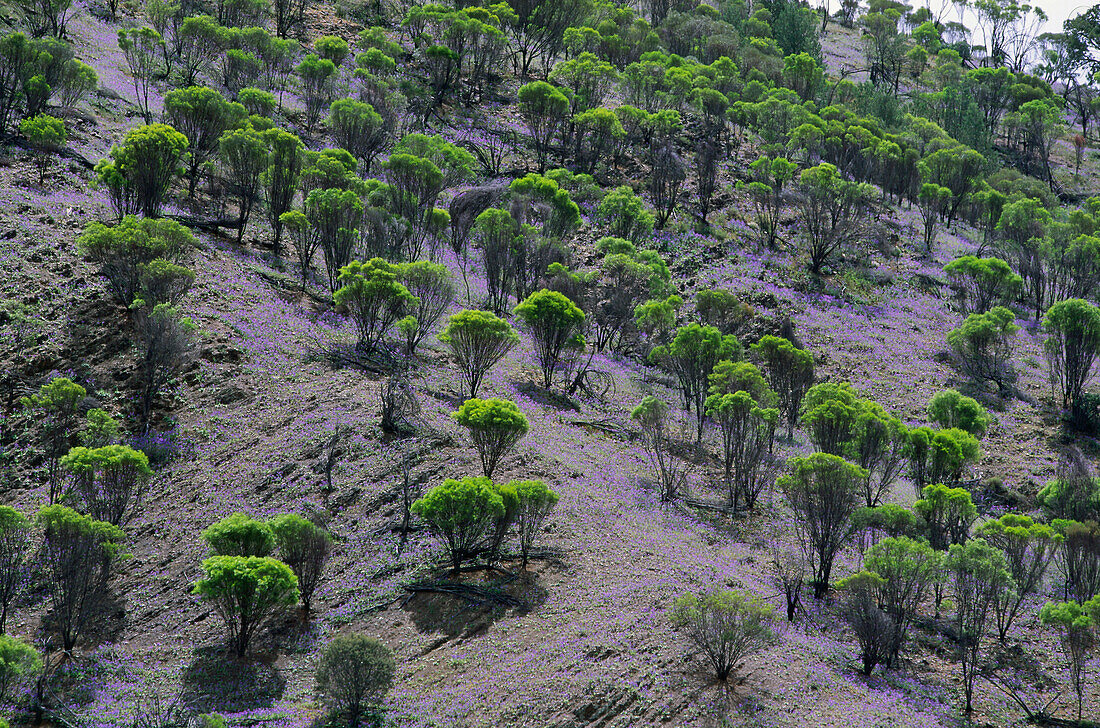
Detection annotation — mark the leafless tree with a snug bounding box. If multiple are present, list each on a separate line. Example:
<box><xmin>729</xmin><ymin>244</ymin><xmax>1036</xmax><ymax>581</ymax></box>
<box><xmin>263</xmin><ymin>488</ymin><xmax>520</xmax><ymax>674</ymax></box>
<box><xmin>650</xmin><ymin>142</ymin><xmax>685</xmax><ymax>229</ymax></box>
<box><xmin>770</xmin><ymin>548</ymin><xmax>805</xmax><ymax>622</ymax></box>
<box><xmin>379</xmin><ymin>369</ymin><xmax>420</xmax><ymax>434</ymax></box>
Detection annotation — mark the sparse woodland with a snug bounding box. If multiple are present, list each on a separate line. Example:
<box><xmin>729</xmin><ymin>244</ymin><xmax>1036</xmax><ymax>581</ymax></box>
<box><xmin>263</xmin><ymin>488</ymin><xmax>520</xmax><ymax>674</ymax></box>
<box><xmin>2</xmin><ymin>0</ymin><xmax>1100</xmax><ymax>725</ymax></box>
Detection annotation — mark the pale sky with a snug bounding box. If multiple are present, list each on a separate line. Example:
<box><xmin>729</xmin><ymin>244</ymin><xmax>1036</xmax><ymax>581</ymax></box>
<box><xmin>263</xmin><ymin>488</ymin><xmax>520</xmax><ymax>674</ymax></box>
<box><xmin>1033</xmin><ymin>0</ymin><xmax>1092</xmax><ymax>33</ymax></box>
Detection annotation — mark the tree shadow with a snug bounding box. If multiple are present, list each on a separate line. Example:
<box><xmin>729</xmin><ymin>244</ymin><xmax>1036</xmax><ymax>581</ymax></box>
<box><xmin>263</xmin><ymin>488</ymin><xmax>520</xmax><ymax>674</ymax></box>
<box><xmin>79</xmin><ymin>587</ymin><xmax>127</xmax><ymax>649</ymax></box>
<box><xmin>179</xmin><ymin>645</ymin><xmax>286</xmax><ymax>714</ymax></box>
<box><xmin>514</xmin><ymin>381</ymin><xmax>581</xmax><ymax>412</ymax></box>
<box><xmin>37</xmin><ymin>585</ymin><xmax>126</xmax><ymax>652</ymax></box>
<box><xmin>402</xmin><ymin>567</ymin><xmax>549</xmax><ymax>642</ymax></box>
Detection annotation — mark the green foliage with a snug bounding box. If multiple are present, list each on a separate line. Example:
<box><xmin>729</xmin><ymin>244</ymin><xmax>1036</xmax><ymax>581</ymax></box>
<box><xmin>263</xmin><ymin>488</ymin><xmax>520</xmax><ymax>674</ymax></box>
<box><xmin>916</xmin><ymin>183</ymin><xmax>951</xmax><ymax>256</ymax></box>
<box><xmin>314</xmin><ymin>35</ymin><xmax>349</xmax><ymax>66</ymax></box>
<box><xmin>80</xmin><ymin>409</ymin><xmax>119</xmax><ymax>448</ymax></box>
<box><xmin>946</xmin><ymin>306</ymin><xmax>1018</xmax><ymax>395</ymax></box>
<box><xmin>382</xmin><ymin>150</ymin><xmax>448</xmax><ymax>259</ymax></box>
<box><xmin>632</xmin><ymin>395</ymin><xmax>686</xmax><ymax>502</ymax></box>
<box><xmin>670</xmin><ymin>589</ymin><xmax>776</xmax><ymax>681</ymax></box>
<box><xmin>654</xmin><ymin>324</ymin><xmax>741</xmax><ymax>443</ymax></box>
<box><xmin>835</xmin><ymin>569</ymin><xmax>895</xmax><ymax>674</ymax></box>
<box><xmin>412</xmin><ymin>476</ymin><xmax>506</xmax><ymax>571</ymax></box>
<box><xmin>95</xmin><ymin>123</ymin><xmax>189</xmax><ymax>218</ymax></box>
<box><xmin>782</xmin><ymin>52</ymin><xmax>823</xmax><ymax>101</ymax></box>
<box><xmin>306</xmin><ymin>187</ymin><xmax>366</xmax><ymax>293</ymax></box>
<box><xmin>1039</xmin><ymin>469</ymin><xmax>1100</xmax><ymax>523</ymax></box>
<box><xmin>192</xmin><ymin>555</ymin><xmax>299</xmax><ymax>656</ymax></box>
<box><xmin>773</xmin><ymin>1</ymin><xmax>821</xmax><ymax>61</ymax></box>
<box><xmin>298</xmin><ymin>53</ymin><xmax>339</xmax><ymax>132</ymax></box>
<box><xmin>919</xmin><ymin>145</ymin><xmax>985</xmax><ymax>224</ymax></box>
<box><xmin>705</xmin><ymin>389</ymin><xmax>779</xmax><ymax>510</ymax></box>
<box><xmin>1044</xmin><ymin>298</ymin><xmax>1100</xmax><ymax>411</ymax></box>
<box><xmin>317</xmin><ymin>633</ymin><xmax>395</xmax><ymax>727</ymax></box>
<box><xmin>329</xmin><ymin>99</ymin><xmax>384</xmax><ymax>173</ymax></box>
<box><xmin>37</xmin><ymin>505</ymin><xmax>126</xmax><ymax>650</ymax></box>
<box><xmin>439</xmin><ymin>309</ymin><xmax>519</xmax><ymax>398</ymax></box>
<box><xmin>452</xmin><ymin>398</ymin><xmax>529</xmax><ymax>479</ymax></box>
<box><xmin>511</xmin><ymin>479</ymin><xmax>558</xmax><ymax>568</ymax></box>
<box><xmin>914</xmin><ymin>483</ymin><xmax>976</xmax><ymax>551</ymax></box>
<box><xmin>507</xmin><ymin>173</ymin><xmax>582</xmax><ymax>239</ymax></box>
<box><xmin>237</xmin><ymin>88</ymin><xmax>275</xmax><ymax>117</ymax></box>
<box><xmin>19</xmin><ymin>113</ymin><xmax>65</xmax><ymax>182</ymax></box>
<box><xmin>263</xmin><ymin>128</ymin><xmax>304</xmax><ymax>258</ymax></box>
<box><xmin>398</xmin><ymin>261</ymin><xmax>454</xmax><ymax>355</ymax></box>
<box><xmin>219</xmin><ymin>124</ymin><xmax>268</xmax><ymax>243</ymax></box>
<box><xmin>61</xmin><ymin>444</ymin><xmax>151</xmax><ymax>526</ymax></box>
<box><xmin>696</xmin><ymin>289</ymin><xmax>752</xmax><ymax>337</ymax></box>
<box><xmin>746</xmin><ymin>155</ymin><xmax>798</xmax><ymax>248</ymax></box>
<box><xmin>164</xmin><ymin>86</ymin><xmax>247</xmax><ymax>197</ymax></box>
<box><xmin>852</xmin><ymin>504</ymin><xmax>924</xmax><ymax>540</ymax></box>
<box><xmin>799</xmin><ymin>381</ymin><xmax>860</xmax><ymax>456</ymax></box>
<box><xmin>572</xmin><ymin>107</ymin><xmax>625</xmax><ymax>174</ymax></box>
<box><xmin>513</xmin><ymin>289</ymin><xmax>586</xmax><ymax>390</ymax></box>
<box><xmin>778</xmin><ymin>452</ymin><xmax>866</xmax><ymax>598</ymax></box>
<box><xmin>943</xmin><ymin>256</ymin><xmax>1021</xmax><ymax>314</ymax></box>
<box><xmin>1039</xmin><ymin>599</ymin><xmax>1095</xmax><ymax>720</ymax></box>
<box><xmin>596</xmin><ymin>185</ymin><xmax>654</xmax><ymax>244</ymax></box>
<box><xmin>551</xmin><ymin>52</ymin><xmax>618</xmax><ymax>116</ymax></box>
<box><xmin>333</xmin><ymin>258</ymin><xmax>416</xmax><ymax>352</ymax></box>
<box><xmin>20</xmin><ymin>377</ymin><xmax>85</xmax><ymax>503</ymax></box>
<box><xmin>117</xmin><ymin>27</ymin><xmax>163</xmax><ymax>123</ymax></box>
<box><xmin>202</xmin><ymin>513</ymin><xmax>276</xmax><ymax>557</ymax></box>
<box><xmin>797</xmin><ymin>162</ymin><xmax>873</xmax><ymax>274</ymax></box>
<box><xmin>0</xmin><ymin>634</ymin><xmax>41</xmax><ymax>705</ymax></box>
<box><xmin>269</xmin><ymin>514</ymin><xmax>332</xmax><ymax>613</ymax></box>
<box><xmin>751</xmin><ymin>335</ymin><xmax>814</xmax><ymax>438</ymax></box>
<box><xmin>77</xmin><ymin>215</ymin><xmax>194</xmax><ymax>307</ymax></box>
<box><xmin>978</xmin><ymin>513</ymin><xmax>1062</xmax><ymax>640</ymax></box>
<box><xmin>708</xmin><ymin>360</ymin><xmax>774</xmax><ymax>405</ymax></box>
<box><xmin>851</xmin><ymin>535</ymin><xmax>941</xmax><ymax>670</ymax></box>
<box><xmin>518</xmin><ymin>81</ymin><xmax>570</xmax><ymax>172</ymax></box>
<box><xmin>0</xmin><ymin>506</ymin><xmax>31</xmax><ymax>634</ymax></box>
<box><xmin>633</xmin><ymin>295</ymin><xmax>682</xmax><ymax>351</ymax></box>
<box><xmin>944</xmin><ymin>538</ymin><xmax>1015</xmax><ymax>712</ymax></box>
<box><xmin>927</xmin><ymin>390</ymin><xmax>989</xmax><ymax>438</ymax></box>
<box><xmin>136</xmin><ymin>258</ymin><xmax>195</xmax><ymax>309</ymax></box>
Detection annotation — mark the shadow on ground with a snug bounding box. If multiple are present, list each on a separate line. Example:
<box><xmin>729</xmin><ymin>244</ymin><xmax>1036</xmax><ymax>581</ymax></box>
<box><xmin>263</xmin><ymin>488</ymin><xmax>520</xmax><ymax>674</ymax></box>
<box><xmin>180</xmin><ymin>645</ymin><xmax>286</xmax><ymax>714</ymax></box>
<box><xmin>402</xmin><ymin>567</ymin><xmax>550</xmax><ymax>640</ymax></box>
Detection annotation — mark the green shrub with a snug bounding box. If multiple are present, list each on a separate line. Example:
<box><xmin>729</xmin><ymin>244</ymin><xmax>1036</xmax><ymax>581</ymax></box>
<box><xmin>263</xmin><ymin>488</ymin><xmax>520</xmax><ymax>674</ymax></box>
<box><xmin>0</xmin><ymin>634</ymin><xmax>41</xmax><ymax>705</ymax></box>
<box><xmin>670</xmin><ymin>589</ymin><xmax>777</xmax><ymax>681</ymax></box>
<box><xmin>452</xmin><ymin>398</ymin><xmax>529</xmax><ymax>479</ymax></box>
<box><xmin>61</xmin><ymin>444</ymin><xmax>152</xmax><ymax>526</ymax></box>
<box><xmin>333</xmin><ymin>258</ymin><xmax>416</xmax><ymax>352</ymax></box>
<box><xmin>317</xmin><ymin>633</ymin><xmax>395</xmax><ymax>727</ymax></box>
<box><xmin>269</xmin><ymin>514</ymin><xmax>332</xmax><ymax>613</ymax></box>
<box><xmin>438</xmin><ymin>310</ymin><xmax>518</xmax><ymax>398</ymax></box>
<box><xmin>0</xmin><ymin>506</ymin><xmax>31</xmax><ymax>634</ymax></box>
<box><xmin>78</xmin><ymin>216</ymin><xmax>194</xmax><ymax>307</ymax></box>
<box><xmin>37</xmin><ymin>505</ymin><xmax>126</xmax><ymax>650</ymax></box>
<box><xmin>192</xmin><ymin>555</ymin><xmax>299</xmax><ymax>656</ymax></box>
<box><xmin>777</xmin><ymin>452</ymin><xmax>866</xmax><ymax>598</ymax></box>
<box><xmin>510</xmin><ymin>479</ymin><xmax>558</xmax><ymax>569</ymax></box>
<box><xmin>513</xmin><ymin>289</ymin><xmax>586</xmax><ymax>391</ymax></box>
<box><xmin>202</xmin><ymin>513</ymin><xmax>276</xmax><ymax>557</ymax></box>
<box><xmin>19</xmin><ymin>113</ymin><xmax>65</xmax><ymax>183</ymax></box>
<box><xmin>95</xmin><ymin>123</ymin><xmax>189</xmax><ymax>218</ymax></box>
<box><xmin>927</xmin><ymin>389</ymin><xmax>989</xmax><ymax>438</ymax></box>
<box><xmin>411</xmin><ymin>476</ymin><xmax>506</xmax><ymax>571</ymax></box>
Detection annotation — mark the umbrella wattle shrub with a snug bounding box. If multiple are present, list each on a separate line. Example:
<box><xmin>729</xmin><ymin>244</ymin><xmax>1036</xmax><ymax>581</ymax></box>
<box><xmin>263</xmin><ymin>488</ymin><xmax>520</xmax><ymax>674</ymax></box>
<box><xmin>452</xmin><ymin>397</ymin><xmax>529</xmax><ymax>479</ymax></box>
<box><xmin>411</xmin><ymin>476</ymin><xmax>506</xmax><ymax>572</ymax></box>
<box><xmin>192</xmin><ymin>555</ymin><xmax>299</xmax><ymax>657</ymax></box>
